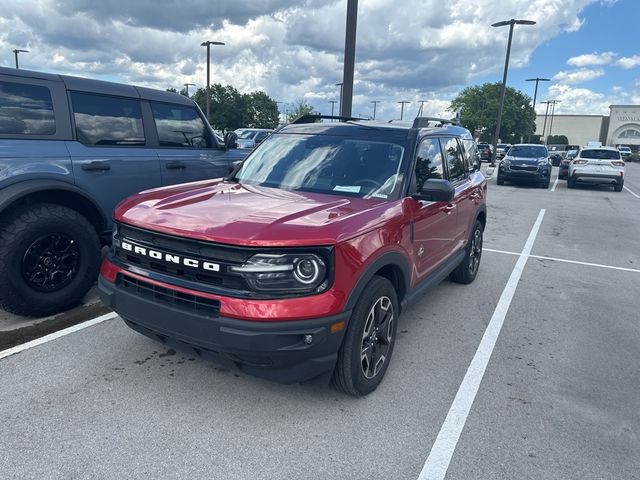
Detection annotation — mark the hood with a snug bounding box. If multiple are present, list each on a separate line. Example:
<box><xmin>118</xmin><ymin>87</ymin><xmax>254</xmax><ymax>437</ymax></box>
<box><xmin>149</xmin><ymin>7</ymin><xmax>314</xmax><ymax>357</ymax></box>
<box><xmin>114</xmin><ymin>180</ymin><xmax>402</xmax><ymax>247</ymax></box>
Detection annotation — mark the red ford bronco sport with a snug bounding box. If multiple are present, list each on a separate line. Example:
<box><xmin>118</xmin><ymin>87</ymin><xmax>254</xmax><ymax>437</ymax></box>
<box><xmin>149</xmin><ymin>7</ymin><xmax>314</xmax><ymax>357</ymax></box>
<box><xmin>98</xmin><ymin>116</ymin><xmax>487</xmax><ymax>396</ymax></box>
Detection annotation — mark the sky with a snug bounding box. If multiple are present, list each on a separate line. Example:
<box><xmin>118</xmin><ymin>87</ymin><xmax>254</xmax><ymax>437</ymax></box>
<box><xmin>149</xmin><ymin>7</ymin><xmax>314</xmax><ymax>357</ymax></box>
<box><xmin>1</xmin><ymin>0</ymin><xmax>638</xmax><ymax>121</ymax></box>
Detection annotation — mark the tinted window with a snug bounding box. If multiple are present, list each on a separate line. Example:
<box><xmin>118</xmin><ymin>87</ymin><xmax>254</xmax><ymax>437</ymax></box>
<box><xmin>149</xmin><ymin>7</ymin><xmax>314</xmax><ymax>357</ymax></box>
<box><xmin>507</xmin><ymin>145</ymin><xmax>547</xmax><ymax>158</ymax></box>
<box><xmin>415</xmin><ymin>138</ymin><xmax>444</xmax><ymax>191</ymax></box>
<box><xmin>235</xmin><ymin>134</ymin><xmax>406</xmax><ymax>199</ymax></box>
<box><xmin>462</xmin><ymin>139</ymin><xmax>480</xmax><ymax>171</ymax></box>
<box><xmin>441</xmin><ymin>137</ymin><xmax>467</xmax><ymax>182</ymax></box>
<box><xmin>71</xmin><ymin>92</ymin><xmax>144</xmax><ymax>146</ymax></box>
<box><xmin>581</xmin><ymin>149</ymin><xmax>621</xmax><ymax>160</ymax></box>
<box><xmin>0</xmin><ymin>81</ymin><xmax>55</xmax><ymax>135</ymax></box>
<box><xmin>151</xmin><ymin>103</ymin><xmax>211</xmax><ymax>148</ymax></box>
<box><xmin>255</xmin><ymin>131</ymin><xmax>270</xmax><ymax>142</ymax></box>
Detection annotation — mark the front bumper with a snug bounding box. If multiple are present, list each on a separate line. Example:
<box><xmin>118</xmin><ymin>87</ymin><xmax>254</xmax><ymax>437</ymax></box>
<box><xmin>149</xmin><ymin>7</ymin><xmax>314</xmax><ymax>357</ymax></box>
<box><xmin>499</xmin><ymin>164</ymin><xmax>550</xmax><ymax>182</ymax></box>
<box><xmin>99</xmin><ymin>274</ymin><xmax>350</xmax><ymax>384</ymax></box>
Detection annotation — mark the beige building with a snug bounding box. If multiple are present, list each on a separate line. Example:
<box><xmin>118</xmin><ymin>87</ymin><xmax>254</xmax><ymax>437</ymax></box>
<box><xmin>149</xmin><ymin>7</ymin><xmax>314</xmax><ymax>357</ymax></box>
<box><xmin>535</xmin><ymin>105</ymin><xmax>640</xmax><ymax>151</ymax></box>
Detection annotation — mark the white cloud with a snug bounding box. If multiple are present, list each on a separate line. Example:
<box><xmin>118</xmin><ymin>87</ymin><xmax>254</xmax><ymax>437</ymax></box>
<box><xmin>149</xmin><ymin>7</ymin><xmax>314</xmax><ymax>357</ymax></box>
<box><xmin>567</xmin><ymin>51</ymin><xmax>617</xmax><ymax>67</ymax></box>
<box><xmin>616</xmin><ymin>56</ymin><xmax>640</xmax><ymax>69</ymax></box>
<box><xmin>552</xmin><ymin>68</ymin><xmax>604</xmax><ymax>85</ymax></box>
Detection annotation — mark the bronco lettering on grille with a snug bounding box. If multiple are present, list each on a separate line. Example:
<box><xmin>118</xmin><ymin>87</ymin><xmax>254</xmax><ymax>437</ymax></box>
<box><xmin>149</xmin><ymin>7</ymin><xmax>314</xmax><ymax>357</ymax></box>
<box><xmin>120</xmin><ymin>240</ymin><xmax>220</xmax><ymax>272</ymax></box>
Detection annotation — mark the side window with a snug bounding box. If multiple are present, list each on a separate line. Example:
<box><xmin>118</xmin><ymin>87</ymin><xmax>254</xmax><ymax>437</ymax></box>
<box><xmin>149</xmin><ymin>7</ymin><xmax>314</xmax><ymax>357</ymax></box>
<box><xmin>151</xmin><ymin>102</ymin><xmax>211</xmax><ymax>148</ymax></box>
<box><xmin>0</xmin><ymin>81</ymin><xmax>55</xmax><ymax>135</ymax></box>
<box><xmin>414</xmin><ymin>138</ymin><xmax>444</xmax><ymax>191</ymax></box>
<box><xmin>255</xmin><ymin>131</ymin><xmax>269</xmax><ymax>143</ymax></box>
<box><xmin>71</xmin><ymin>92</ymin><xmax>145</xmax><ymax>146</ymax></box>
<box><xmin>441</xmin><ymin>137</ymin><xmax>467</xmax><ymax>183</ymax></box>
<box><xmin>462</xmin><ymin>139</ymin><xmax>480</xmax><ymax>171</ymax></box>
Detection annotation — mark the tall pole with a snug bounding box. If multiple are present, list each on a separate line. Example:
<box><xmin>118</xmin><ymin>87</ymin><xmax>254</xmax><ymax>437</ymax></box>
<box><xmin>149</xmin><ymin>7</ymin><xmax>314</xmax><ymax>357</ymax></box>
<box><xmin>335</xmin><ymin>83</ymin><xmax>343</xmax><ymax>117</ymax></box>
<box><xmin>526</xmin><ymin>77</ymin><xmax>549</xmax><ymax>142</ymax></box>
<box><xmin>201</xmin><ymin>41</ymin><xmax>225</xmax><ymax>123</ymax></box>
<box><xmin>417</xmin><ymin>100</ymin><xmax>427</xmax><ymax>117</ymax></box>
<box><xmin>370</xmin><ymin>100</ymin><xmax>380</xmax><ymax>120</ymax></box>
<box><xmin>183</xmin><ymin>83</ymin><xmax>196</xmax><ymax>96</ymax></box>
<box><xmin>341</xmin><ymin>0</ymin><xmax>358</xmax><ymax>117</ymax></box>
<box><xmin>548</xmin><ymin>100</ymin><xmax>560</xmax><ymax>141</ymax></box>
<box><xmin>490</xmin><ymin>19</ymin><xmax>536</xmax><ymax>166</ymax></box>
<box><xmin>398</xmin><ymin>101</ymin><xmax>410</xmax><ymax>120</ymax></box>
<box><xmin>329</xmin><ymin>100</ymin><xmax>337</xmax><ymax>117</ymax></box>
<box><xmin>13</xmin><ymin>49</ymin><xmax>28</xmax><ymax>69</ymax></box>
<box><xmin>540</xmin><ymin>101</ymin><xmax>551</xmax><ymax>142</ymax></box>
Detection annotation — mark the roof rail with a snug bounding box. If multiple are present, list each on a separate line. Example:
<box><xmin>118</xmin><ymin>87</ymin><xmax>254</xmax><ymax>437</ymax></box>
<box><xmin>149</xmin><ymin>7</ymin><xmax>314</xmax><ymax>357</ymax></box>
<box><xmin>291</xmin><ymin>114</ymin><xmax>360</xmax><ymax>124</ymax></box>
<box><xmin>412</xmin><ymin>117</ymin><xmax>460</xmax><ymax>128</ymax></box>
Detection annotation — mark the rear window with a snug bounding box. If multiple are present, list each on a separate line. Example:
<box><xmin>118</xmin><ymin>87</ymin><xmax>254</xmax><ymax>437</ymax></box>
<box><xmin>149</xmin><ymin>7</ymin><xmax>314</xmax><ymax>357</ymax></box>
<box><xmin>151</xmin><ymin>102</ymin><xmax>211</xmax><ymax>148</ymax></box>
<box><xmin>581</xmin><ymin>149</ymin><xmax>621</xmax><ymax>160</ymax></box>
<box><xmin>0</xmin><ymin>81</ymin><xmax>55</xmax><ymax>135</ymax></box>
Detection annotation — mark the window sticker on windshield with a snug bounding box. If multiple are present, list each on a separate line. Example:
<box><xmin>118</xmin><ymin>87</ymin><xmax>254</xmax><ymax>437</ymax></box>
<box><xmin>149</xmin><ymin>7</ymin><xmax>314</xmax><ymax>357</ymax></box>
<box><xmin>333</xmin><ymin>185</ymin><xmax>361</xmax><ymax>193</ymax></box>
<box><xmin>371</xmin><ymin>193</ymin><xmax>388</xmax><ymax>199</ymax></box>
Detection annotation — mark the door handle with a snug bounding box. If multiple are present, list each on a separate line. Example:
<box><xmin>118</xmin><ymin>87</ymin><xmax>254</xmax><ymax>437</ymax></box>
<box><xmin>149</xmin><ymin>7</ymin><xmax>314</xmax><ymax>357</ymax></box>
<box><xmin>81</xmin><ymin>161</ymin><xmax>110</xmax><ymax>171</ymax></box>
<box><xmin>166</xmin><ymin>161</ymin><xmax>187</xmax><ymax>170</ymax></box>
<box><xmin>444</xmin><ymin>203</ymin><xmax>456</xmax><ymax>213</ymax></box>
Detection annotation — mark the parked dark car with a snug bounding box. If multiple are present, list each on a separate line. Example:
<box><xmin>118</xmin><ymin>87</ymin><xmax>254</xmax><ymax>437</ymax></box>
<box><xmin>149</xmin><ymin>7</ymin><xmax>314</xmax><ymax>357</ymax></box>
<box><xmin>559</xmin><ymin>149</ymin><xmax>579</xmax><ymax>180</ymax></box>
<box><xmin>477</xmin><ymin>142</ymin><xmax>493</xmax><ymax>162</ymax></box>
<box><xmin>98</xmin><ymin>116</ymin><xmax>487</xmax><ymax>395</ymax></box>
<box><xmin>0</xmin><ymin>66</ymin><xmax>247</xmax><ymax>317</ymax></box>
<box><xmin>497</xmin><ymin>144</ymin><xmax>551</xmax><ymax>188</ymax></box>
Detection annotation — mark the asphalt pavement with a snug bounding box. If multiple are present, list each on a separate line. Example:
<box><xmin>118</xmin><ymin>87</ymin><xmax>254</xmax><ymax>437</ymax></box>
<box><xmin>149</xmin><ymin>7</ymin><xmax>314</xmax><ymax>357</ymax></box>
<box><xmin>1</xmin><ymin>163</ymin><xmax>639</xmax><ymax>479</ymax></box>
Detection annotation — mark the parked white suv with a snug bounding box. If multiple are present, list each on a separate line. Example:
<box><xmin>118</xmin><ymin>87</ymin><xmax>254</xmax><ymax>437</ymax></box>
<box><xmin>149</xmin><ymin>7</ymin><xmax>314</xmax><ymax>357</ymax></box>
<box><xmin>568</xmin><ymin>147</ymin><xmax>625</xmax><ymax>192</ymax></box>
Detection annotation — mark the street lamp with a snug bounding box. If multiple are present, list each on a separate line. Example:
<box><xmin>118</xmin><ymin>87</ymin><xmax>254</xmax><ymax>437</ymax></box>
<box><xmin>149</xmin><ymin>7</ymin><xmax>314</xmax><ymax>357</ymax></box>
<box><xmin>370</xmin><ymin>100</ymin><xmax>380</xmax><ymax>120</ymax></box>
<box><xmin>335</xmin><ymin>83</ymin><xmax>344</xmax><ymax>116</ymax></box>
<box><xmin>490</xmin><ymin>19</ymin><xmax>536</xmax><ymax>166</ymax></box>
<box><xmin>547</xmin><ymin>100</ymin><xmax>560</xmax><ymax>141</ymax></box>
<box><xmin>329</xmin><ymin>100</ymin><xmax>337</xmax><ymax>117</ymax></box>
<box><xmin>398</xmin><ymin>101</ymin><xmax>410</xmax><ymax>121</ymax></box>
<box><xmin>183</xmin><ymin>83</ymin><xmax>196</xmax><ymax>96</ymax></box>
<box><xmin>526</xmin><ymin>77</ymin><xmax>550</xmax><ymax>142</ymax></box>
<box><xmin>13</xmin><ymin>49</ymin><xmax>29</xmax><ymax>69</ymax></box>
<box><xmin>540</xmin><ymin>100</ymin><xmax>552</xmax><ymax>142</ymax></box>
<box><xmin>200</xmin><ymin>40</ymin><xmax>225</xmax><ymax>122</ymax></box>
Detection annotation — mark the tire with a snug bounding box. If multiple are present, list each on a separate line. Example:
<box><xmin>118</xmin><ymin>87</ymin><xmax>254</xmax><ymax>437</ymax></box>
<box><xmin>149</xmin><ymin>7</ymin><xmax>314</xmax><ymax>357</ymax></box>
<box><xmin>450</xmin><ymin>220</ymin><xmax>483</xmax><ymax>285</ymax></box>
<box><xmin>567</xmin><ymin>177</ymin><xmax>576</xmax><ymax>189</ymax></box>
<box><xmin>614</xmin><ymin>180</ymin><xmax>623</xmax><ymax>192</ymax></box>
<box><xmin>496</xmin><ymin>173</ymin><xmax>504</xmax><ymax>185</ymax></box>
<box><xmin>0</xmin><ymin>204</ymin><xmax>101</xmax><ymax>317</ymax></box>
<box><xmin>540</xmin><ymin>179</ymin><xmax>550</xmax><ymax>189</ymax></box>
<box><xmin>332</xmin><ymin>276</ymin><xmax>398</xmax><ymax>396</ymax></box>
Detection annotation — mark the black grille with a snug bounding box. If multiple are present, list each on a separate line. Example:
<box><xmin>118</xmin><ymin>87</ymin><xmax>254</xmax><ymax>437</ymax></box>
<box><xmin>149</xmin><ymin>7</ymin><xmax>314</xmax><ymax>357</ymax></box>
<box><xmin>118</xmin><ymin>274</ymin><xmax>221</xmax><ymax>316</ymax></box>
<box><xmin>510</xmin><ymin>165</ymin><xmax>538</xmax><ymax>172</ymax></box>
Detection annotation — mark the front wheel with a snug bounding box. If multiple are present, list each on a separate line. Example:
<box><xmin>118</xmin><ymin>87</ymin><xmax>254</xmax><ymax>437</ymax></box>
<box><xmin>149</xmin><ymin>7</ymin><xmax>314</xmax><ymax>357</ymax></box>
<box><xmin>496</xmin><ymin>173</ymin><xmax>505</xmax><ymax>185</ymax></box>
<box><xmin>332</xmin><ymin>276</ymin><xmax>398</xmax><ymax>396</ymax></box>
<box><xmin>450</xmin><ymin>220</ymin><xmax>483</xmax><ymax>284</ymax></box>
<box><xmin>0</xmin><ymin>204</ymin><xmax>101</xmax><ymax>317</ymax></box>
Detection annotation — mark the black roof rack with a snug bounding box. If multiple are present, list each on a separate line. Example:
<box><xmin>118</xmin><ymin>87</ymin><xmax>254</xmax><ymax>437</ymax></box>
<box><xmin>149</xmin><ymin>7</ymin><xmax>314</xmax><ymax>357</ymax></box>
<box><xmin>412</xmin><ymin>117</ymin><xmax>460</xmax><ymax>128</ymax></box>
<box><xmin>291</xmin><ymin>114</ymin><xmax>360</xmax><ymax>124</ymax></box>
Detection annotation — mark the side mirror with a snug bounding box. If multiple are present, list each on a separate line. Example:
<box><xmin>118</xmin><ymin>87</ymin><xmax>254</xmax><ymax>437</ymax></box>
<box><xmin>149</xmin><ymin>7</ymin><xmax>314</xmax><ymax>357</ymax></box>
<box><xmin>228</xmin><ymin>160</ymin><xmax>243</xmax><ymax>174</ymax></box>
<box><xmin>224</xmin><ymin>131</ymin><xmax>238</xmax><ymax>150</ymax></box>
<box><xmin>412</xmin><ymin>179</ymin><xmax>455</xmax><ymax>202</ymax></box>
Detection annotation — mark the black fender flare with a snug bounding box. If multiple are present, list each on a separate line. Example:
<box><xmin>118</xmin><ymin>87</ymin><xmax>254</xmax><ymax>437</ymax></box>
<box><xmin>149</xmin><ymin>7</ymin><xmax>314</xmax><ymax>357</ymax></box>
<box><xmin>343</xmin><ymin>251</ymin><xmax>411</xmax><ymax>312</ymax></box>
<box><xmin>0</xmin><ymin>178</ymin><xmax>107</xmax><ymax>222</ymax></box>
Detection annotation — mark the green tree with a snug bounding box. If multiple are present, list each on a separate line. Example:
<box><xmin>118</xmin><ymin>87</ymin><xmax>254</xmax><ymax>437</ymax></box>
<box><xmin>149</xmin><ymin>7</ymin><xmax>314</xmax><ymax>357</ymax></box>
<box><xmin>449</xmin><ymin>82</ymin><xmax>536</xmax><ymax>144</ymax></box>
<box><xmin>245</xmin><ymin>91</ymin><xmax>280</xmax><ymax>129</ymax></box>
<box><xmin>287</xmin><ymin>99</ymin><xmax>318</xmax><ymax>123</ymax></box>
<box><xmin>192</xmin><ymin>84</ymin><xmax>280</xmax><ymax>130</ymax></box>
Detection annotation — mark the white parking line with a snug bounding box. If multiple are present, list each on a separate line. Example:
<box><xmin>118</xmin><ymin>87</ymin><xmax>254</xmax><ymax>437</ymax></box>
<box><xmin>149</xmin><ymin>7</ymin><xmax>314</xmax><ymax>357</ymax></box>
<box><xmin>483</xmin><ymin>248</ymin><xmax>640</xmax><ymax>274</ymax></box>
<box><xmin>0</xmin><ymin>312</ymin><xmax>118</xmax><ymax>361</ymax></box>
<box><xmin>418</xmin><ymin>209</ymin><xmax>546</xmax><ymax>480</ymax></box>
<box><xmin>550</xmin><ymin>177</ymin><xmax>559</xmax><ymax>192</ymax></box>
<box><xmin>624</xmin><ymin>185</ymin><xmax>640</xmax><ymax>199</ymax></box>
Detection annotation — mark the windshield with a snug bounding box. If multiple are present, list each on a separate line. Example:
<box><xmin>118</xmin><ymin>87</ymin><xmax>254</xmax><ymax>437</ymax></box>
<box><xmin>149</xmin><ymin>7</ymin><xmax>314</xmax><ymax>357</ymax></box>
<box><xmin>507</xmin><ymin>145</ymin><xmax>547</xmax><ymax>158</ymax></box>
<box><xmin>234</xmin><ymin>133</ymin><xmax>407</xmax><ymax>199</ymax></box>
<box><xmin>581</xmin><ymin>149</ymin><xmax>621</xmax><ymax>160</ymax></box>
<box><xmin>238</xmin><ymin>130</ymin><xmax>257</xmax><ymax>139</ymax></box>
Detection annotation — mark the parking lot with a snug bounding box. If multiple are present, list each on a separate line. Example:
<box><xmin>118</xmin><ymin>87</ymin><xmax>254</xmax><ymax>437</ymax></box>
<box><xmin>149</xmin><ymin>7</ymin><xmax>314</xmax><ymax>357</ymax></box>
<box><xmin>1</xmin><ymin>163</ymin><xmax>639</xmax><ymax>479</ymax></box>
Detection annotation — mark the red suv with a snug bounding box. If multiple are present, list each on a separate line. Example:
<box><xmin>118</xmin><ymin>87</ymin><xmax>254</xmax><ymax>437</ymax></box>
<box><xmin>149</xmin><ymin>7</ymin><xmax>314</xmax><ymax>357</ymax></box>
<box><xmin>98</xmin><ymin>116</ymin><xmax>487</xmax><ymax>396</ymax></box>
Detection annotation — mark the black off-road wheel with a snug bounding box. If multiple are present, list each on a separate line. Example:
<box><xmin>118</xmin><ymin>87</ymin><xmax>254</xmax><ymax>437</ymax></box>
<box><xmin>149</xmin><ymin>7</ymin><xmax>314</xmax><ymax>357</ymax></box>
<box><xmin>0</xmin><ymin>204</ymin><xmax>101</xmax><ymax>317</ymax></box>
<box><xmin>450</xmin><ymin>220</ymin><xmax>483</xmax><ymax>285</ymax></box>
<box><xmin>332</xmin><ymin>276</ymin><xmax>398</xmax><ymax>396</ymax></box>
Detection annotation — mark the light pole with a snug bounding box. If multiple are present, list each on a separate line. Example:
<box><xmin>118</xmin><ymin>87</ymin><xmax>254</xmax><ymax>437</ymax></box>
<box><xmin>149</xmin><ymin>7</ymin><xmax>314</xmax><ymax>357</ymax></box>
<box><xmin>335</xmin><ymin>83</ymin><xmax>344</xmax><ymax>117</ymax></box>
<box><xmin>540</xmin><ymin>101</ymin><xmax>551</xmax><ymax>142</ymax></box>
<box><xmin>548</xmin><ymin>100</ymin><xmax>560</xmax><ymax>142</ymax></box>
<box><xmin>329</xmin><ymin>100</ymin><xmax>337</xmax><ymax>117</ymax></box>
<box><xmin>490</xmin><ymin>19</ymin><xmax>536</xmax><ymax>166</ymax></box>
<box><xmin>526</xmin><ymin>77</ymin><xmax>549</xmax><ymax>142</ymax></box>
<box><xmin>183</xmin><ymin>83</ymin><xmax>196</xmax><ymax>96</ymax></box>
<box><xmin>370</xmin><ymin>100</ymin><xmax>380</xmax><ymax>120</ymax></box>
<box><xmin>13</xmin><ymin>49</ymin><xmax>29</xmax><ymax>69</ymax></box>
<box><xmin>340</xmin><ymin>0</ymin><xmax>358</xmax><ymax>117</ymax></box>
<box><xmin>398</xmin><ymin>101</ymin><xmax>410</xmax><ymax>121</ymax></box>
<box><xmin>200</xmin><ymin>40</ymin><xmax>225</xmax><ymax>122</ymax></box>
<box><xmin>417</xmin><ymin>100</ymin><xmax>428</xmax><ymax>117</ymax></box>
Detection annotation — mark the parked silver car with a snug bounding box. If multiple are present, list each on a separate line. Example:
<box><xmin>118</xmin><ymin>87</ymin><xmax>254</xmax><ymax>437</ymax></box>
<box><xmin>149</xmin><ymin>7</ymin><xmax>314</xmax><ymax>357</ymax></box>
<box><xmin>235</xmin><ymin>128</ymin><xmax>273</xmax><ymax>149</ymax></box>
